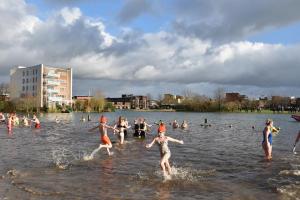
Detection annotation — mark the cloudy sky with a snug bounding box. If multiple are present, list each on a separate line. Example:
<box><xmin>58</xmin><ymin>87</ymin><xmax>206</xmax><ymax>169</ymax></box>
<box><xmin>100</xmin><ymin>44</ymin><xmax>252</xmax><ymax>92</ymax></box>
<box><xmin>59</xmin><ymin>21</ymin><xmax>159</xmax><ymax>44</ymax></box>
<box><xmin>1</xmin><ymin>0</ymin><xmax>300</xmax><ymax>98</ymax></box>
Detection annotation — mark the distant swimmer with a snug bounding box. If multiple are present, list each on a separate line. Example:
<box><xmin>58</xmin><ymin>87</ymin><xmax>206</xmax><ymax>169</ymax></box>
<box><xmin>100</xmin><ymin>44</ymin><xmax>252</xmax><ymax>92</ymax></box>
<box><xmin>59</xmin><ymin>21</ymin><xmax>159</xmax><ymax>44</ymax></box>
<box><xmin>146</xmin><ymin>123</ymin><xmax>184</xmax><ymax>179</ymax></box>
<box><xmin>292</xmin><ymin>131</ymin><xmax>300</xmax><ymax>153</ymax></box>
<box><xmin>181</xmin><ymin>120</ymin><xmax>188</xmax><ymax>129</ymax></box>
<box><xmin>55</xmin><ymin>116</ymin><xmax>60</xmax><ymax>123</ymax></box>
<box><xmin>80</xmin><ymin>115</ymin><xmax>86</xmax><ymax>122</ymax></box>
<box><xmin>262</xmin><ymin>119</ymin><xmax>277</xmax><ymax>161</ymax></box>
<box><xmin>0</xmin><ymin>112</ymin><xmax>6</xmax><ymax>123</ymax></box>
<box><xmin>84</xmin><ymin>115</ymin><xmax>118</xmax><ymax>160</ymax></box>
<box><xmin>32</xmin><ymin>114</ymin><xmax>41</xmax><ymax>129</ymax></box>
<box><xmin>22</xmin><ymin>116</ymin><xmax>29</xmax><ymax>127</ymax></box>
<box><xmin>7</xmin><ymin>114</ymin><xmax>12</xmax><ymax>132</ymax></box>
<box><xmin>200</xmin><ymin>118</ymin><xmax>211</xmax><ymax>127</ymax></box>
<box><xmin>87</xmin><ymin>114</ymin><xmax>92</xmax><ymax>122</ymax></box>
<box><xmin>172</xmin><ymin>120</ymin><xmax>179</xmax><ymax>129</ymax></box>
<box><xmin>114</xmin><ymin>116</ymin><xmax>130</xmax><ymax>145</ymax></box>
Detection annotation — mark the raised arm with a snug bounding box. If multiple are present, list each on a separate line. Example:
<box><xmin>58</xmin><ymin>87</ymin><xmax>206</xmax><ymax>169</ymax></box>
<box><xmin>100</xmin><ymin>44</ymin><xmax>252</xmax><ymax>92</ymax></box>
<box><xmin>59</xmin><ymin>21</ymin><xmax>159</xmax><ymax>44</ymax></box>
<box><xmin>146</xmin><ymin>138</ymin><xmax>157</xmax><ymax>148</ymax></box>
<box><xmin>105</xmin><ymin>124</ymin><xmax>119</xmax><ymax>132</ymax></box>
<box><xmin>166</xmin><ymin>136</ymin><xmax>184</xmax><ymax>144</ymax></box>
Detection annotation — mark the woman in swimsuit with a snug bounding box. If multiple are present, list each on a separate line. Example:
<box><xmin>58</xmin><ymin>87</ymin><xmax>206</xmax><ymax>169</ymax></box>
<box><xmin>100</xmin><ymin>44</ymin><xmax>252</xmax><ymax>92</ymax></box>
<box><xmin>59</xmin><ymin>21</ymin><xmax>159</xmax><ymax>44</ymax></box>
<box><xmin>262</xmin><ymin>119</ymin><xmax>277</xmax><ymax>161</ymax></box>
<box><xmin>114</xmin><ymin>116</ymin><xmax>130</xmax><ymax>144</ymax></box>
<box><xmin>146</xmin><ymin>123</ymin><xmax>184</xmax><ymax>178</ymax></box>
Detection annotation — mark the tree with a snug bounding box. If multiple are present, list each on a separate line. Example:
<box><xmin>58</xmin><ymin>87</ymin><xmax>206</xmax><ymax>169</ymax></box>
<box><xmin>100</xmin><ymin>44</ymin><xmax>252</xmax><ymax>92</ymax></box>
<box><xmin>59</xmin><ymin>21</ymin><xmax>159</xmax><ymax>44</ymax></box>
<box><xmin>214</xmin><ymin>88</ymin><xmax>225</xmax><ymax>112</ymax></box>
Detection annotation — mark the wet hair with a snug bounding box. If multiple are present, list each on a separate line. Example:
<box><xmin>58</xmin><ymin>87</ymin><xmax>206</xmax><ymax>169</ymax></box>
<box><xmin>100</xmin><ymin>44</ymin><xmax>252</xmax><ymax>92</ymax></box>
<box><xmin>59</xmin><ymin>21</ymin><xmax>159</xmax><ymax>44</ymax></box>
<box><xmin>265</xmin><ymin>119</ymin><xmax>273</xmax><ymax>126</ymax></box>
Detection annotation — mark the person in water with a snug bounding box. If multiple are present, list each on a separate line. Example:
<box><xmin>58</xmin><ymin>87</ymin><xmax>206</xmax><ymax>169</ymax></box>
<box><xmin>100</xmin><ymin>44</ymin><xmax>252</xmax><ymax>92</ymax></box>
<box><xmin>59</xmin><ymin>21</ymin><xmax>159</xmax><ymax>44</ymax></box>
<box><xmin>114</xmin><ymin>116</ymin><xmax>130</xmax><ymax>144</ymax></box>
<box><xmin>133</xmin><ymin>119</ymin><xmax>140</xmax><ymax>137</ymax></box>
<box><xmin>85</xmin><ymin>115</ymin><xmax>118</xmax><ymax>159</ymax></box>
<box><xmin>181</xmin><ymin>120</ymin><xmax>188</xmax><ymax>129</ymax></box>
<box><xmin>7</xmin><ymin>114</ymin><xmax>12</xmax><ymax>132</ymax></box>
<box><xmin>139</xmin><ymin>118</ymin><xmax>152</xmax><ymax>138</ymax></box>
<box><xmin>146</xmin><ymin>123</ymin><xmax>184</xmax><ymax>178</ymax></box>
<box><xmin>22</xmin><ymin>116</ymin><xmax>29</xmax><ymax>127</ymax></box>
<box><xmin>32</xmin><ymin>114</ymin><xmax>40</xmax><ymax>129</ymax></box>
<box><xmin>172</xmin><ymin>120</ymin><xmax>179</xmax><ymax>129</ymax></box>
<box><xmin>262</xmin><ymin>119</ymin><xmax>278</xmax><ymax>161</ymax></box>
<box><xmin>0</xmin><ymin>112</ymin><xmax>6</xmax><ymax>123</ymax></box>
<box><xmin>292</xmin><ymin>131</ymin><xmax>300</xmax><ymax>153</ymax></box>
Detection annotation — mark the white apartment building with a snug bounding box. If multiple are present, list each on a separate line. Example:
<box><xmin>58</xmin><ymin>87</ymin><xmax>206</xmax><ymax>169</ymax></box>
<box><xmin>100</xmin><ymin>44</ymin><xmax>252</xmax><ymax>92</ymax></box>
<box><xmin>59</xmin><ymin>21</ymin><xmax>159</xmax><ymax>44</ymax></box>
<box><xmin>10</xmin><ymin>64</ymin><xmax>72</xmax><ymax>108</ymax></box>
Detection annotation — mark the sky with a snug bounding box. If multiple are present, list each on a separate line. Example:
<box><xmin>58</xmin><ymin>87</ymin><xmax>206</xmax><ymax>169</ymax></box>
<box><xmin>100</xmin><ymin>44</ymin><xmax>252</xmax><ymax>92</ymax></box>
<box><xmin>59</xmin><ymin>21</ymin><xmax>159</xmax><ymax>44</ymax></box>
<box><xmin>1</xmin><ymin>0</ymin><xmax>300</xmax><ymax>99</ymax></box>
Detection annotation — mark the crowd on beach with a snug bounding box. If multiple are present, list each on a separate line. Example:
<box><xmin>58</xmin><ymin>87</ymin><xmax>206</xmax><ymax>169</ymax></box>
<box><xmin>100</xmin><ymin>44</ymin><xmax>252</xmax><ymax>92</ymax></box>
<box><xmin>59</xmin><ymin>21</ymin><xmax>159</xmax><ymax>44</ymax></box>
<box><xmin>1</xmin><ymin>111</ymin><xmax>300</xmax><ymax>179</ymax></box>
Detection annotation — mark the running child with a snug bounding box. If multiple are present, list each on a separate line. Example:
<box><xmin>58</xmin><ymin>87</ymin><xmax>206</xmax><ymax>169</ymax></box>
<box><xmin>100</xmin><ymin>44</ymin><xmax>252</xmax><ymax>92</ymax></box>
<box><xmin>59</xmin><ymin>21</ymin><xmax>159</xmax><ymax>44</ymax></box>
<box><xmin>146</xmin><ymin>123</ymin><xmax>184</xmax><ymax>179</ymax></box>
<box><xmin>84</xmin><ymin>115</ymin><xmax>117</xmax><ymax>160</ymax></box>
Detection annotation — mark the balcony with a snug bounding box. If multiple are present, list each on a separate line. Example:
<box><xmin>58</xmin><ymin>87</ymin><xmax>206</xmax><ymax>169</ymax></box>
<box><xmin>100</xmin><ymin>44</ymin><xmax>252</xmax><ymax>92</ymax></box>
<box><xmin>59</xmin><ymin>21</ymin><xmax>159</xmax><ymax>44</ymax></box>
<box><xmin>44</xmin><ymin>73</ymin><xmax>60</xmax><ymax>78</ymax></box>
<box><xmin>48</xmin><ymin>96</ymin><xmax>63</xmax><ymax>102</ymax></box>
<box><xmin>45</xmin><ymin>80</ymin><xmax>60</xmax><ymax>86</ymax></box>
<box><xmin>47</xmin><ymin>89</ymin><xmax>59</xmax><ymax>94</ymax></box>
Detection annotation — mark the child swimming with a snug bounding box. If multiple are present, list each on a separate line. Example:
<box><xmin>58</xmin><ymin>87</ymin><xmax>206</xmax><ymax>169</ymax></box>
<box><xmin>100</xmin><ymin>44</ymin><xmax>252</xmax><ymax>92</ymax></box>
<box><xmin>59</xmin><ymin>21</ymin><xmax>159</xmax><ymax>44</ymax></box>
<box><xmin>84</xmin><ymin>115</ymin><xmax>118</xmax><ymax>160</ymax></box>
<box><xmin>146</xmin><ymin>123</ymin><xmax>184</xmax><ymax>179</ymax></box>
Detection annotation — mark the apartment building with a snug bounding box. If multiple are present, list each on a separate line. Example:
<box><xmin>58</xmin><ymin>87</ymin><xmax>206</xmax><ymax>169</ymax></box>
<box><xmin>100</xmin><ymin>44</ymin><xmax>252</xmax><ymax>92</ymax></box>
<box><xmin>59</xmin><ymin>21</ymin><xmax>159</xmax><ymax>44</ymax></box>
<box><xmin>10</xmin><ymin>64</ymin><xmax>72</xmax><ymax>108</ymax></box>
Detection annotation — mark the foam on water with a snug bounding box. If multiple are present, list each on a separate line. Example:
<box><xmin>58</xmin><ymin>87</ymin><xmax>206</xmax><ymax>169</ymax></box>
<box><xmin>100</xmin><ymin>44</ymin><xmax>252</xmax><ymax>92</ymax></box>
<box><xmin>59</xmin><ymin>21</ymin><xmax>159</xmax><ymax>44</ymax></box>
<box><xmin>279</xmin><ymin>170</ymin><xmax>300</xmax><ymax>176</ymax></box>
<box><xmin>277</xmin><ymin>184</ymin><xmax>300</xmax><ymax>199</ymax></box>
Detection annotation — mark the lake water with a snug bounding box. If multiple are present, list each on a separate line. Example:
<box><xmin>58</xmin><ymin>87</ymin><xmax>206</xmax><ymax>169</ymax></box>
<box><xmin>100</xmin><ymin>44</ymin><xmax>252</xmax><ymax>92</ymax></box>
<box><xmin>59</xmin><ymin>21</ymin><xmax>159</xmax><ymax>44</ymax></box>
<box><xmin>0</xmin><ymin>111</ymin><xmax>299</xmax><ymax>200</ymax></box>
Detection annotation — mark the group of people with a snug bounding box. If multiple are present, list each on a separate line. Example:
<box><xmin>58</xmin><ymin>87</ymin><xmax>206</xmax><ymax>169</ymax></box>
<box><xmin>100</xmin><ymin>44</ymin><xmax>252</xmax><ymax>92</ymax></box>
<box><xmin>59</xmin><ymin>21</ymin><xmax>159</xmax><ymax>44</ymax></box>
<box><xmin>171</xmin><ymin>120</ymin><xmax>188</xmax><ymax>129</ymax></box>
<box><xmin>0</xmin><ymin>112</ymin><xmax>40</xmax><ymax>132</ymax></box>
<box><xmin>85</xmin><ymin>115</ymin><xmax>184</xmax><ymax>179</ymax></box>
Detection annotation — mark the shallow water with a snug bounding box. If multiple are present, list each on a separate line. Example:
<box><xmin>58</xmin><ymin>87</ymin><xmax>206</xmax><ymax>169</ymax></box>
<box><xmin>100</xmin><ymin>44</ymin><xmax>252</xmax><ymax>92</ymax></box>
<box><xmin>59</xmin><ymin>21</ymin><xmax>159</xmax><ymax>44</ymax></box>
<box><xmin>0</xmin><ymin>112</ymin><xmax>299</xmax><ymax>199</ymax></box>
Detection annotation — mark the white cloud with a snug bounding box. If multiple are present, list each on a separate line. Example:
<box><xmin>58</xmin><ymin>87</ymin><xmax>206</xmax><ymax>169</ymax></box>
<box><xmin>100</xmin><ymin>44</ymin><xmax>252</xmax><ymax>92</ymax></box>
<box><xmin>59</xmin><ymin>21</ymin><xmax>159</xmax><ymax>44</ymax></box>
<box><xmin>1</xmin><ymin>0</ymin><xmax>300</xmax><ymax>97</ymax></box>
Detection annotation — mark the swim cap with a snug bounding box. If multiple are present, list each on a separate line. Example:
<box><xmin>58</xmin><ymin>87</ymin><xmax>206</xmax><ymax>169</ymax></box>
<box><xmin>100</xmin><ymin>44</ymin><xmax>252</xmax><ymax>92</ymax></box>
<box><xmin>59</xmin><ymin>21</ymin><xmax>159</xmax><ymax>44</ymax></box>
<box><xmin>158</xmin><ymin>124</ymin><xmax>166</xmax><ymax>133</ymax></box>
<box><xmin>99</xmin><ymin>115</ymin><xmax>107</xmax><ymax>123</ymax></box>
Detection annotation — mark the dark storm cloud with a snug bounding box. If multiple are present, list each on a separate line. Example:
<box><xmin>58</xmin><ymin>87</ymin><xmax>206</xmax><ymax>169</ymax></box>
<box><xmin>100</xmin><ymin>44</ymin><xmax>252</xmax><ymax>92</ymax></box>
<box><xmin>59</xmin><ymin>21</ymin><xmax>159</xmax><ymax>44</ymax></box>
<box><xmin>117</xmin><ymin>0</ymin><xmax>152</xmax><ymax>24</ymax></box>
<box><xmin>171</xmin><ymin>0</ymin><xmax>300</xmax><ymax>42</ymax></box>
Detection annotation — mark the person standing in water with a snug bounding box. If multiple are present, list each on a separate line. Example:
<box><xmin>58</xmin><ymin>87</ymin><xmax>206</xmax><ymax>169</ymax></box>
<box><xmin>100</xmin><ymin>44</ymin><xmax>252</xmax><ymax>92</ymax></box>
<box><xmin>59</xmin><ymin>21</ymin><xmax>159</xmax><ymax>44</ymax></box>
<box><xmin>7</xmin><ymin>114</ymin><xmax>12</xmax><ymax>132</ymax></box>
<box><xmin>293</xmin><ymin>131</ymin><xmax>300</xmax><ymax>153</ymax></box>
<box><xmin>172</xmin><ymin>120</ymin><xmax>179</xmax><ymax>129</ymax></box>
<box><xmin>146</xmin><ymin>123</ymin><xmax>184</xmax><ymax>179</ymax></box>
<box><xmin>262</xmin><ymin>119</ymin><xmax>278</xmax><ymax>161</ymax></box>
<box><xmin>114</xmin><ymin>116</ymin><xmax>130</xmax><ymax>144</ymax></box>
<box><xmin>181</xmin><ymin>120</ymin><xmax>188</xmax><ymax>129</ymax></box>
<box><xmin>85</xmin><ymin>115</ymin><xmax>118</xmax><ymax>160</ymax></box>
<box><xmin>0</xmin><ymin>112</ymin><xmax>6</xmax><ymax>123</ymax></box>
<box><xmin>139</xmin><ymin>118</ymin><xmax>152</xmax><ymax>138</ymax></box>
<box><xmin>31</xmin><ymin>114</ymin><xmax>41</xmax><ymax>129</ymax></box>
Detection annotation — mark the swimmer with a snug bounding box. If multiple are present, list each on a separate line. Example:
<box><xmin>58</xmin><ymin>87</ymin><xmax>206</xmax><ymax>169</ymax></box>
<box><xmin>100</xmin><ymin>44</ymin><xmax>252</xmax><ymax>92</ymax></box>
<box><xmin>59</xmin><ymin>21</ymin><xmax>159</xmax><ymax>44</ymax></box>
<box><xmin>0</xmin><ymin>112</ymin><xmax>5</xmax><ymax>123</ymax></box>
<box><xmin>139</xmin><ymin>118</ymin><xmax>152</xmax><ymax>138</ymax></box>
<box><xmin>133</xmin><ymin>119</ymin><xmax>140</xmax><ymax>137</ymax></box>
<box><xmin>55</xmin><ymin>116</ymin><xmax>60</xmax><ymax>123</ymax></box>
<box><xmin>292</xmin><ymin>131</ymin><xmax>300</xmax><ymax>153</ymax></box>
<box><xmin>146</xmin><ymin>124</ymin><xmax>184</xmax><ymax>178</ymax></box>
<box><xmin>114</xmin><ymin>116</ymin><xmax>130</xmax><ymax>144</ymax></box>
<box><xmin>85</xmin><ymin>115</ymin><xmax>118</xmax><ymax>160</ymax></box>
<box><xmin>22</xmin><ymin>116</ymin><xmax>29</xmax><ymax>127</ymax></box>
<box><xmin>7</xmin><ymin>114</ymin><xmax>12</xmax><ymax>132</ymax></box>
<box><xmin>181</xmin><ymin>120</ymin><xmax>188</xmax><ymax>129</ymax></box>
<box><xmin>32</xmin><ymin>114</ymin><xmax>40</xmax><ymax>129</ymax></box>
<box><xmin>262</xmin><ymin>119</ymin><xmax>276</xmax><ymax>161</ymax></box>
<box><xmin>172</xmin><ymin>120</ymin><xmax>179</xmax><ymax>129</ymax></box>
<box><xmin>80</xmin><ymin>115</ymin><xmax>86</xmax><ymax>122</ymax></box>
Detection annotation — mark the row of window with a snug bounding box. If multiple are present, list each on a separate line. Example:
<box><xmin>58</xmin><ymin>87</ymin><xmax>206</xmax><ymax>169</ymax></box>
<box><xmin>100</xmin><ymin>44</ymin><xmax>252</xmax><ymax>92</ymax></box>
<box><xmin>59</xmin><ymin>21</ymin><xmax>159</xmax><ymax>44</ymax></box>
<box><xmin>23</xmin><ymin>77</ymin><xmax>38</xmax><ymax>84</ymax></box>
<box><xmin>22</xmin><ymin>69</ymin><xmax>39</xmax><ymax>77</ymax></box>
<box><xmin>22</xmin><ymin>85</ymin><xmax>36</xmax><ymax>91</ymax></box>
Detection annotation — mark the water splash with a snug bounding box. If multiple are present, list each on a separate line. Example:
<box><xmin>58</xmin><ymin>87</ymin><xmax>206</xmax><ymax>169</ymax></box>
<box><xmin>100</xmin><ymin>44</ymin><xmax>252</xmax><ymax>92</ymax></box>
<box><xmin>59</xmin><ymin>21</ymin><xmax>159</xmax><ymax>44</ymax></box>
<box><xmin>51</xmin><ymin>147</ymin><xmax>82</xmax><ymax>169</ymax></box>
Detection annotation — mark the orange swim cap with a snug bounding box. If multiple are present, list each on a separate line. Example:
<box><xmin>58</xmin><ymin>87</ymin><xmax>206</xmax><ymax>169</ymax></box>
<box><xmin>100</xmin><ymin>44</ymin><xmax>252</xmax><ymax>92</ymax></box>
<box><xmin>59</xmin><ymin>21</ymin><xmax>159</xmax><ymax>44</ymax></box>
<box><xmin>99</xmin><ymin>115</ymin><xmax>107</xmax><ymax>123</ymax></box>
<box><xmin>158</xmin><ymin>124</ymin><xmax>166</xmax><ymax>133</ymax></box>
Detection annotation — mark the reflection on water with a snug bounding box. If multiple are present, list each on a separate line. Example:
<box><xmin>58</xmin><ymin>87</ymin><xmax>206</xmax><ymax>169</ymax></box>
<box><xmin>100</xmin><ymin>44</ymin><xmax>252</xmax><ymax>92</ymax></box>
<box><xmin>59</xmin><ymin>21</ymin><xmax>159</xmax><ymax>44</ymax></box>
<box><xmin>0</xmin><ymin>112</ymin><xmax>299</xmax><ymax>199</ymax></box>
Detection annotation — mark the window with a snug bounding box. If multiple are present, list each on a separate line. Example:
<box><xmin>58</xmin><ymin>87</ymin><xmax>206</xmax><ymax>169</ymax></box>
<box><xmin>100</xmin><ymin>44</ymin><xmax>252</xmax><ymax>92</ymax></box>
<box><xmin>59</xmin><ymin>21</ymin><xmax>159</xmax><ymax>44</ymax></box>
<box><xmin>23</xmin><ymin>79</ymin><xmax>25</xmax><ymax>84</ymax></box>
<box><xmin>33</xmin><ymin>69</ymin><xmax>35</xmax><ymax>75</ymax></box>
<box><xmin>22</xmin><ymin>86</ymin><xmax>25</xmax><ymax>91</ymax></box>
<box><xmin>32</xmin><ymin>93</ymin><xmax>35</xmax><ymax>97</ymax></box>
<box><xmin>26</xmin><ymin>86</ymin><xmax>28</xmax><ymax>91</ymax></box>
<box><xmin>26</xmin><ymin>71</ymin><xmax>28</xmax><ymax>76</ymax></box>
<box><xmin>33</xmin><ymin>85</ymin><xmax>35</xmax><ymax>90</ymax></box>
<box><xmin>32</xmin><ymin>78</ymin><xmax>35</xmax><ymax>83</ymax></box>
<box><xmin>23</xmin><ymin>71</ymin><xmax>25</xmax><ymax>76</ymax></box>
<box><xmin>36</xmin><ymin>69</ymin><xmax>38</xmax><ymax>74</ymax></box>
<box><xmin>26</xmin><ymin>79</ymin><xmax>28</xmax><ymax>83</ymax></box>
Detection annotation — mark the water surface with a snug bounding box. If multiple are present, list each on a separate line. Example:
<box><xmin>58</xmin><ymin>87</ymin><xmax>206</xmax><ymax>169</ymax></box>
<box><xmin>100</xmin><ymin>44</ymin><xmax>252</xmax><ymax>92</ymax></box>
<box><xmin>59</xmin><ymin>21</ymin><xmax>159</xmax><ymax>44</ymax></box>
<box><xmin>0</xmin><ymin>112</ymin><xmax>299</xmax><ymax>199</ymax></box>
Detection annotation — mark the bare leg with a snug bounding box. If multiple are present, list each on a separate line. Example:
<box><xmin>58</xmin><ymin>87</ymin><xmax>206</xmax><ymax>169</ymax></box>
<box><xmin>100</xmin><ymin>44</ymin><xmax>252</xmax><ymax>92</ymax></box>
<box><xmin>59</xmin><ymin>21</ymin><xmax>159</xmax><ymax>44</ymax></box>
<box><xmin>119</xmin><ymin>132</ymin><xmax>124</xmax><ymax>144</ymax></box>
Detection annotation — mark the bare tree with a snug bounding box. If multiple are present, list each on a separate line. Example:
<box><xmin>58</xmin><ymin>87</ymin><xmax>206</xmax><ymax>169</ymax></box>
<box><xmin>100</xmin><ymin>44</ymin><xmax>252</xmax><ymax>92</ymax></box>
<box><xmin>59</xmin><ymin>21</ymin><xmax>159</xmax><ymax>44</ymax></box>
<box><xmin>214</xmin><ymin>88</ymin><xmax>225</xmax><ymax>112</ymax></box>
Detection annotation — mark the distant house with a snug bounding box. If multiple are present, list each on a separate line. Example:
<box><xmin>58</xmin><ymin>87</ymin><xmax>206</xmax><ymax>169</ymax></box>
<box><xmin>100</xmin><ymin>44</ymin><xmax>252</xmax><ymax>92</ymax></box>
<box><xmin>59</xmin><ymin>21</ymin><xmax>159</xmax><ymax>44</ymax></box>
<box><xmin>225</xmin><ymin>93</ymin><xmax>247</xmax><ymax>102</ymax></box>
<box><xmin>106</xmin><ymin>94</ymin><xmax>148</xmax><ymax>110</ymax></box>
<box><xmin>161</xmin><ymin>94</ymin><xmax>185</xmax><ymax>109</ymax></box>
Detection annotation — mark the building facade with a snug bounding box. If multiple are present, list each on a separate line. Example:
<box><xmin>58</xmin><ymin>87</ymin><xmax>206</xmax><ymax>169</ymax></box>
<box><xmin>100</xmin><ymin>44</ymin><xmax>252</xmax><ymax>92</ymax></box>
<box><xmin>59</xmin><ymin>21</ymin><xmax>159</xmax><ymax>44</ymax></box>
<box><xmin>106</xmin><ymin>94</ymin><xmax>148</xmax><ymax>109</ymax></box>
<box><xmin>10</xmin><ymin>64</ymin><xmax>72</xmax><ymax>108</ymax></box>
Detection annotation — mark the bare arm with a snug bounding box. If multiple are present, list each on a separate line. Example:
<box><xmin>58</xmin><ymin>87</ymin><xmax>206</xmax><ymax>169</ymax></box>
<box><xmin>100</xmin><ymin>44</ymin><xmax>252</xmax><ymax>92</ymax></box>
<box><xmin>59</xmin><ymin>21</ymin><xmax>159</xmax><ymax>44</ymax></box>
<box><xmin>88</xmin><ymin>125</ymin><xmax>99</xmax><ymax>132</ymax></box>
<box><xmin>166</xmin><ymin>136</ymin><xmax>184</xmax><ymax>144</ymax></box>
<box><xmin>105</xmin><ymin>124</ymin><xmax>119</xmax><ymax>132</ymax></box>
<box><xmin>146</xmin><ymin>138</ymin><xmax>157</xmax><ymax>148</ymax></box>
